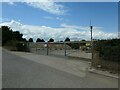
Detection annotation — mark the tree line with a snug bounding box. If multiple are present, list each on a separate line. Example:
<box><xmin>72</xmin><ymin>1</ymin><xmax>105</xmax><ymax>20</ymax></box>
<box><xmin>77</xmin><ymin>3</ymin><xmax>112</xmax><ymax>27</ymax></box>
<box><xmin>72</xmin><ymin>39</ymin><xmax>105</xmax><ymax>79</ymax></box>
<box><xmin>1</xmin><ymin>26</ymin><xmax>71</xmax><ymax>45</ymax></box>
<box><xmin>1</xmin><ymin>26</ymin><xmax>27</xmax><ymax>46</ymax></box>
<box><xmin>28</xmin><ymin>37</ymin><xmax>70</xmax><ymax>42</ymax></box>
<box><xmin>1</xmin><ymin>25</ymin><xmax>85</xmax><ymax>50</ymax></box>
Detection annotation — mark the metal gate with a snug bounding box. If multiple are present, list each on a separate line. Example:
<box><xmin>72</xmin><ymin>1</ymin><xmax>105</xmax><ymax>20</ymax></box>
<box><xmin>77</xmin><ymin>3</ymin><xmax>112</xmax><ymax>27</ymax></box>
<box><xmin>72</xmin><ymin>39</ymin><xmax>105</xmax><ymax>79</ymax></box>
<box><xmin>28</xmin><ymin>41</ymin><xmax>92</xmax><ymax>60</ymax></box>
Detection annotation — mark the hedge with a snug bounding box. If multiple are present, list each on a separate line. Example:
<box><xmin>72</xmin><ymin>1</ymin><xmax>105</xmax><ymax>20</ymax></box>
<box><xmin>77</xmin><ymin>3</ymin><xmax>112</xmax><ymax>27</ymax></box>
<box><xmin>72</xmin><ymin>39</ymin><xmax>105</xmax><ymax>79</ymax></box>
<box><xmin>94</xmin><ymin>39</ymin><xmax>120</xmax><ymax>62</ymax></box>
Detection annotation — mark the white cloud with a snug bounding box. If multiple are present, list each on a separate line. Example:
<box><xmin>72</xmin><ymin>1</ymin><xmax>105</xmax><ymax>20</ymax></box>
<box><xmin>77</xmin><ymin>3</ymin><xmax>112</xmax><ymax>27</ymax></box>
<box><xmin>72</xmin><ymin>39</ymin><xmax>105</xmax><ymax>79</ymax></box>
<box><xmin>5</xmin><ymin>0</ymin><xmax>66</xmax><ymax>15</ymax></box>
<box><xmin>26</xmin><ymin>1</ymin><xmax>66</xmax><ymax>15</ymax></box>
<box><xmin>1</xmin><ymin>0</ymin><xmax>118</xmax><ymax>2</ymax></box>
<box><xmin>44</xmin><ymin>16</ymin><xmax>63</xmax><ymax>21</ymax></box>
<box><xmin>56</xmin><ymin>17</ymin><xmax>63</xmax><ymax>21</ymax></box>
<box><xmin>7</xmin><ymin>2</ymin><xmax>14</xmax><ymax>5</ymax></box>
<box><xmin>0</xmin><ymin>18</ymin><xmax>11</xmax><ymax>23</ymax></box>
<box><xmin>0</xmin><ymin>20</ymin><xmax>118</xmax><ymax>42</ymax></box>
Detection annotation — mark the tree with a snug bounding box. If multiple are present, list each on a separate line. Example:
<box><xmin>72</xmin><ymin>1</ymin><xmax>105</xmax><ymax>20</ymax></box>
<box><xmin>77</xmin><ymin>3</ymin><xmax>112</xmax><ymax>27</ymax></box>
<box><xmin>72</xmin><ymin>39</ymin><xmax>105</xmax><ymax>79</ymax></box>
<box><xmin>12</xmin><ymin>31</ymin><xmax>23</xmax><ymax>41</ymax></box>
<box><xmin>36</xmin><ymin>38</ymin><xmax>41</xmax><ymax>42</ymax></box>
<box><xmin>29</xmin><ymin>38</ymin><xmax>33</xmax><ymax>42</ymax></box>
<box><xmin>1</xmin><ymin>26</ymin><xmax>25</xmax><ymax>45</ymax></box>
<box><xmin>65</xmin><ymin>37</ymin><xmax>70</xmax><ymax>42</ymax></box>
<box><xmin>1</xmin><ymin>26</ymin><xmax>29</xmax><ymax>51</ymax></box>
<box><xmin>22</xmin><ymin>38</ymin><xmax>27</xmax><ymax>42</ymax></box>
<box><xmin>81</xmin><ymin>39</ymin><xmax>86</xmax><ymax>41</ymax></box>
<box><xmin>41</xmin><ymin>39</ymin><xmax>45</xmax><ymax>42</ymax></box>
<box><xmin>2</xmin><ymin>26</ymin><xmax>13</xmax><ymax>45</ymax></box>
<box><xmin>48</xmin><ymin>38</ymin><xmax>54</xmax><ymax>42</ymax></box>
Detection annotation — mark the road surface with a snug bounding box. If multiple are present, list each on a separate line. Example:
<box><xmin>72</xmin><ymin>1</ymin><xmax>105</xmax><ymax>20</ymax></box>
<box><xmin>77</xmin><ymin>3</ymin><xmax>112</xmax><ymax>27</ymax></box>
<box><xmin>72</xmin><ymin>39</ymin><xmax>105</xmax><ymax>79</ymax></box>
<box><xmin>2</xmin><ymin>49</ymin><xmax>118</xmax><ymax>88</ymax></box>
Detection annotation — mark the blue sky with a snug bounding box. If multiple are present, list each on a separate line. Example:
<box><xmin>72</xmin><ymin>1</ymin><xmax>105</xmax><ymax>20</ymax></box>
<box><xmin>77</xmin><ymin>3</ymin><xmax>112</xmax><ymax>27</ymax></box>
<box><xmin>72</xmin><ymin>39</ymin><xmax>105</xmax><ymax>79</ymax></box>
<box><xmin>0</xmin><ymin>2</ymin><xmax>118</xmax><ymax>41</ymax></box>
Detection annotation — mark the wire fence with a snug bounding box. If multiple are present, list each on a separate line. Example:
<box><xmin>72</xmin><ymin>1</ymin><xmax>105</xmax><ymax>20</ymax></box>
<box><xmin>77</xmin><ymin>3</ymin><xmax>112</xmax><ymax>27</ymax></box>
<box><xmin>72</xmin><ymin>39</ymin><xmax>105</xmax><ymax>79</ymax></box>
<box><xmin>28</xmin><ymin>41</ymin><xmax>92</xmax><ymax>60</ymax></box>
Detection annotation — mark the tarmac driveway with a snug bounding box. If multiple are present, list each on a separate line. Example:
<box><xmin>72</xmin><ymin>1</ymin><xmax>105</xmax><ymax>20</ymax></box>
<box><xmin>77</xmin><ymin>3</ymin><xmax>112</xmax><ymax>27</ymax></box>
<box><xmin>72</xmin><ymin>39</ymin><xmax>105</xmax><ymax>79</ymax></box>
<box><xmin>2</xmin><ymin>49</ymin><xmax>118</xmax><ymax>88</ymax></box>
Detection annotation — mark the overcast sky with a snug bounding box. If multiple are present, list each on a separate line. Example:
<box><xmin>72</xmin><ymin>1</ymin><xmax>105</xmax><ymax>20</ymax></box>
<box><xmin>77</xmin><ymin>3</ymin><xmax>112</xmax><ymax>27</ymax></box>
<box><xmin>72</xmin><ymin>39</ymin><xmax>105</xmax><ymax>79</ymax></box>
<box><xmin>0</xmin><ymin>1</ymin><xmax>118</xmax><ymax>41</ymax></box>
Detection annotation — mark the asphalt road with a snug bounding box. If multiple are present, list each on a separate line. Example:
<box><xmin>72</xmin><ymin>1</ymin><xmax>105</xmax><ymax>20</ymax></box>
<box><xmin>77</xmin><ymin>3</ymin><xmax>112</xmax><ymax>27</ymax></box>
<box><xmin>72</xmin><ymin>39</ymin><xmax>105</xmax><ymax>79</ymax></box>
<box><xmin>2</xmin><ymin>49</ymin><xmax>118</xmax><ymax>88</ymax></box>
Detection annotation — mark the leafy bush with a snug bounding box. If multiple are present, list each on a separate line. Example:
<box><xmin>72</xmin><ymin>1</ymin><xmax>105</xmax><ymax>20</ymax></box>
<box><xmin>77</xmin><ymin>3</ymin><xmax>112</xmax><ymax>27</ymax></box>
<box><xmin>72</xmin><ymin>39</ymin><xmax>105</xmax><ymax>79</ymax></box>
<box><xmin>1</xmin><ymin>26</ymin><xmax>27</xmax><ymax>46</ymax></box>
<box><xmin>67</xmin><ymin>43</ymin><xmax>79</xmax><ymax>49</ymax></box>
<box><xmin>94</xmin><ymin>39</ymin><xmax>120</xmax><ymax>62</ymax></box>
<box><xmin>16</xmin><ymin>42</ymin><xmax>29</xmax><ymax>52</ymax></box>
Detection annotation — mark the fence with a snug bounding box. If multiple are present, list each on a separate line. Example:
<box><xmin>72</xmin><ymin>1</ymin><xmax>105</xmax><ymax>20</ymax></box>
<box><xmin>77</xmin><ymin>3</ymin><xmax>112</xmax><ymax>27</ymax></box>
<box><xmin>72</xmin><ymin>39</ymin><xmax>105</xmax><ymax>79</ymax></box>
<box><xmin>28</xmin><ymin>41</ymin><xmax>92</xmax><ymax>60</ymax></box>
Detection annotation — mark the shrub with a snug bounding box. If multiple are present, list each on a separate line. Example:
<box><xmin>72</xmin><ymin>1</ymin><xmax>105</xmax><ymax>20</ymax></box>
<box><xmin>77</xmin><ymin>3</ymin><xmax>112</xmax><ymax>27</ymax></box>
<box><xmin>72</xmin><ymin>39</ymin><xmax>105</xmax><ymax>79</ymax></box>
<box><xmin>16</xmin><ymin>42</ymin><xmax>29</xmax><ymax>52</ymax></box>
<box><xmin>67</xmin><ymin>43</ymin><xmax>79</xmax><ymax>49</ymax></box>
<box><xmin>94</xmin><ymin>39</ymin><xmax>120</xmax><ymax>62</ymax></box>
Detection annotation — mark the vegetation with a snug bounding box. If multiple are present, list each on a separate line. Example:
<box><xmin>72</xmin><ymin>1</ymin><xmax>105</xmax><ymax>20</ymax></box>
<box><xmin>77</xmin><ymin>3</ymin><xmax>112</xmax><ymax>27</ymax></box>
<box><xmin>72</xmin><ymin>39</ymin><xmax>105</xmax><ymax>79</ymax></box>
<box><xmin>67</xmin><ymin>42</ymin><xmax>79</xmax><ymax>49</ymax></box>
<box><xmin>60</xmin><ymin>40</ymin><xmax>63</xmax><ymax>42</ymax></box>
<box><xmin>1</xmin><ymin>26</ymin><xmax>28</xmax><ymax>51</ymax></box>
<box><xmin>41</xmin><ymin>39</ymin><xmax>45</xmax><ymax>42</ymax></box>
<box><xmin>36</xmin><ymin>38</ymin><xmax>45</xmax><ymax>42</ymax></box>
<box><xmin>28</xmin><ymin>38</ymin><xmax>33</xmax><ymax>42</ymax></box>
<box><xmin>65</xmin><ymin>37</ymin><xmax>70</xmax><ymax>42</ymax></box>
<box><xmin>66</xmin><ymin>39</ymin><xmax>87</xmax><ymax>49</ymax></box>
<box><xmin>36</xmin><ymin>38</ymin><xmax>41</xmax><ymax>42</ymax></box>
<box><xmin>16</xmin><ymin>42</ymin><xmax>29</xmax><ymax>51</ymax></box>
<box><xmin>48</xmin><ymin>38</ymin><xmax>54</xmax><ymax>42</ymax></box>
<box><xmin>93</xmin><ymin>39</ymin><xmax>120</xmax><ymax>73</ymax></box>
<box><xmin>94</xmin><ymin>39</ymin><xmax>120</xmax><ymax>62</ymax></box>
<box><xmin>2</xmin><ymin>26</ymin><xmax>26</xmax><ymax>45</ymax></box>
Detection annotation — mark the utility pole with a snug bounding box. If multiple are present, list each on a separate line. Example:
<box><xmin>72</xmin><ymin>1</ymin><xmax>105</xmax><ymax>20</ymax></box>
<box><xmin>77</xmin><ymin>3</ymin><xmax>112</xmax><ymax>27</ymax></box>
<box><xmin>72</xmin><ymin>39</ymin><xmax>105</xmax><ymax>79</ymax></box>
<box><xmin>90</xmin><ymin>19</ymin><xmax>93</xmax><ymax>65</ymax></box>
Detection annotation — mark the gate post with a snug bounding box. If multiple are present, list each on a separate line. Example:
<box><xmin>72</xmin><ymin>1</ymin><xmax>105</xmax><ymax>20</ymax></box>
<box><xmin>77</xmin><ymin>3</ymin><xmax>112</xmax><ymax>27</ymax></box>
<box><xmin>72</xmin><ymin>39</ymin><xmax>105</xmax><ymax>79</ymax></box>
<box><xmin>64</xmin><ymin>42</ymin><xmax>66</xmax><ymax>56</ymax></box>
<box><xmin>36</xmin><ymin>43</ymin><xmax>37</xmax><ymax>53</ymax></box>
<box><xmin>28</xmin><ymin>42</ymin><xmax>30</xmax><ymax>52</ymax></box>
<box><xmin>47</xmin><ymin>42</ymin><xmax>49</xmax><ymax>55</ymax></box>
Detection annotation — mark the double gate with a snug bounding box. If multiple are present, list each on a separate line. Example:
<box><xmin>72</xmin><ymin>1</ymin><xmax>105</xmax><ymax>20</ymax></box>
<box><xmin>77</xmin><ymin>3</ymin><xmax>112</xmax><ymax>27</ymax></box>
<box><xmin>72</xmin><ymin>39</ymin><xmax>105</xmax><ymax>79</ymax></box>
<box><xmin>29</xmin><ymin>41</ymin><xmax>92</xmax><ymax>60</ymax></box>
